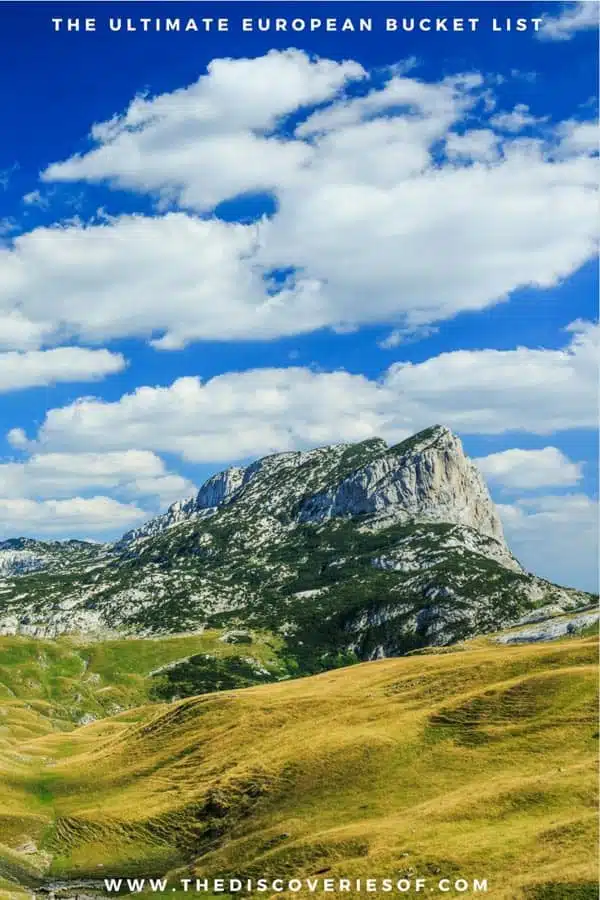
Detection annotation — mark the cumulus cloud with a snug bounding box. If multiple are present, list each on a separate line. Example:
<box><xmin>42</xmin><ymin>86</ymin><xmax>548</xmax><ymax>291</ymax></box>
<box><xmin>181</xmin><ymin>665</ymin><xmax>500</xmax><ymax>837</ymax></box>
<box><xmin>538</xmin><ymin>1</ymin><xmax>599</xmax><ymax>40</ymax></box>
<box><xmin>0</xmin><ymin>347</ymin><xmax>126</xmax><ymax>391</ymax></box>
<box><xmin>476</xmin><ymin>447</ymin><xmax>583</xmax><ymax>489</ymax></box>
<box><xmin>43</xmin><ymin>50</ymin><xmax>365</xmax><ymax>207</ymax></box>
<box><xmin>0</xmin><ymin>52</ymin><xmax>588</xmax><ymax>350</ymax></box>
<box><xmin>555</xmin><ymin>119</ymin><xmax>599</xmax><ymax>156</ymax></box>
<box><xmin>0</xmin><ymin>449</ymin><xmax>194</xmax><ymax>540</ymax></box>
<box><xmin>0</xmin><ymin>450</ymin><xmax>194</xmax><ymax>507</ymax></box>
<box><xmin>0</xmin><ymin>314</ymin><xmax>48</xmax><ymax>352</ymax></box>
<box><xmin>499</xmin><ymin>494</ymin><xmax>598</xmax><ymax>591</ymax></box>
<box><xmin>0</xmin><ymin>496</ymin><xmax>146</xmax><ymax>539</ymax></box>
<box><xmin>13</xmin><ymin>321</ymin><xmax>597</xmax><ymax>462</ymax></box>
<box><xmin>491</xmin><ymin>104</ymin><xmax>548</xmax><ymax>133</ymax></box>
<box><xmin>0</xmin><ymin>215</ymin><xmax>284</xmax><ymax>348</ymax></box>
<box><xmin>382</xmin><ymin>320</ymin><xmax>598</xmax><ymax>435</ymax></box>
<box><xmin>444</xmin><ymin>128</ymin><xmax>500</xmax><ymax>161</ymax></box>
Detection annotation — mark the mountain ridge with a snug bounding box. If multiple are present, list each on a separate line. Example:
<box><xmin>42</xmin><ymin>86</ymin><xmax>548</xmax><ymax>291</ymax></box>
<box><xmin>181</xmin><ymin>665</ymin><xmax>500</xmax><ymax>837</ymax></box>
<box><xmin>117</xmin><ymin>426</ymin><xmax>507</xmax><ymax>549</ymax></box>
<box><xmin>0</xmin><ymin>426</ymin><xmax>594</xmax><ymax>667</ymax></box>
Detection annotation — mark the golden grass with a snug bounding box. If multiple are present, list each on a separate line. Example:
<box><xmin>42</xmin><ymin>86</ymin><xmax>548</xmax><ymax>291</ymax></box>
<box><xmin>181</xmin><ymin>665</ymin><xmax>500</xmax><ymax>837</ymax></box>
<box><xmin>0</xmin><ymin>636</ymin><xmax>597</xmax><ymax>899</ymax></box>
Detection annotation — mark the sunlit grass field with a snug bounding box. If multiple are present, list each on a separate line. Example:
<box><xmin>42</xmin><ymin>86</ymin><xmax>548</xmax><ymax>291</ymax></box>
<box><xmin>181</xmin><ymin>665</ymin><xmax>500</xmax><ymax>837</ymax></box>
<box><xmin>0</xmin><ymin>633</ymin><xmax>597</xmax><ymax>899</ymax></box>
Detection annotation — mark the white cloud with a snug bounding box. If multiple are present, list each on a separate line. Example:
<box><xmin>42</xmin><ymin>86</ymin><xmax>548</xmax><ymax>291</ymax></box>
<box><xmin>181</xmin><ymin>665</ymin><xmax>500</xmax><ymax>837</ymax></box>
<box><xmin>377</xmin><ymin>324</ymin><xmax>438</xmax><ymax>349</ymax></box>
<box><xmin>294</xmin><ymin>70</ymin><xmax>470</xmax><ymax>140</ymax></box>
<box><xmin>555</xmin><ymin>119</ymin><xmax>599</xmax><ymax>156</ymax></box>
<box><xmin>0</xmin><ymin>215</ymin><xmax>281</xmax><ymax>348</ymax></box>
<box><xmin>445</xmin><ymin>128</ymin><xmax>499</xmax><ymax>161</ymax></box>
<box><xmin>5</xmin><ymin>145</ymin><xmax>596</xmax><ymax>350</ymax></box>
<box><xmin>14</xmin><ymin>321</ymin><xmax>597</xmax><ymax>462</ymax></box>
<box><xmin>0</xmin><ymin>347</ymin><xmax>126</xmax><ymax>391</ymax></box>
<box><xmin>0</xmin><ymin>52</ymin><xmax>588</xmax><ymax>351</ymax></box>
<box><xmin>0</xmin><ymin>496</ymin><xmax>146</xmax><ymax>539</ymax></box>
<box><xmin>0</xmin><ymin>314</ymin><xmax>48</xmax><ymax>352</ymax></box>
<box><xmin>22</xmin><ymin>189</ymin><xmax>49</xmax><ymax>209</ymax></box>
<box><xmin>382</xmin><ymin>320</ymin><xmax>599</xmax><ymax>435</ymax></box>
<box><xmin>498</xmin><ymin>494</ymin><xmax>598</xmax><ymax>591</ymax></box>
<box><xmin>476</xmin><ymin>447</ymin><xmax>583</xmax><ymax>489</ymax></box>
<box><xmin>20</xmin><ymin>368</ymin><xmax>393</xmax><ymax>462</ymax></box>
<box><xmin>0</xmin><ymin>449</ymin><xmax>194</xmax><ymax>540</ymax></box>
<box><xmin>538</xmin><ymin>1</ymin><xmax>599</xmax><ymax>40</ymax></box>
<box><xmin>42</xmin><ymin>50</ymin><xmax>365</xmax><ymax>209</ymax></box>
<box><xmin>491</xmin><ymin>104</ymin><xmax>547</xmax><ymax>133</ymax></box>
<box><xmin>0</xmin><ymin>450</ymin><xmax>194</xmax><ymax>507</ymax></box>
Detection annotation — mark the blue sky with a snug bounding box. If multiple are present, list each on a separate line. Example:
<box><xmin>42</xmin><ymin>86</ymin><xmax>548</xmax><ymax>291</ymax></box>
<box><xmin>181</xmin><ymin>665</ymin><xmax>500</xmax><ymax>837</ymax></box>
<box><xmin>0</xmin><ymin>1</ymin><xmax>597</xmax><ymax>590</ymax></box>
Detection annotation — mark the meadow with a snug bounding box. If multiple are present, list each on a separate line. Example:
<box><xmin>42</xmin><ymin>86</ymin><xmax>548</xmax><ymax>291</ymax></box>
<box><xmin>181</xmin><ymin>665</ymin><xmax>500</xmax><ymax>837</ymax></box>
<box><xmin>0</xmin><ymin>631</ymin><xmax>597</xmax><ymax>899</ymax></box>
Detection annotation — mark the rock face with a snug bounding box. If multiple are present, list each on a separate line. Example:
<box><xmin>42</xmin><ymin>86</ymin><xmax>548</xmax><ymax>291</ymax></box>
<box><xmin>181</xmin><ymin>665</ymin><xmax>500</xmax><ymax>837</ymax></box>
<box><xmin>0</xmin><ymin>426</ymin><xmax>594</xmax><ymax>664</ymax></box>
<box><xmin>298</xmin><ymin>426</ymin><xmax>505</xmax><ymax>542</ymax></box>
<box><xmin>120</xmin><ymin>426</ymin><xmax>505</xmax><ymax>548</ymax></box>
<box><xmin>495</xmin><ymin>610</ymin><xmax>599</xmax><ymax>644</ymax></box>
<box><xmin>118</xmin><ymin>466</ymin><xmax>248</xmax><ymax>547</ymax></box>
<box><xmin>0</xmin><ymin>538</ymin><xmax>103</xmax><ymax>577</ymax></box>
<box><xmin>0</xmin><ymin>546</ymin><xmax>46</xmax><ymax>577</ymax></box>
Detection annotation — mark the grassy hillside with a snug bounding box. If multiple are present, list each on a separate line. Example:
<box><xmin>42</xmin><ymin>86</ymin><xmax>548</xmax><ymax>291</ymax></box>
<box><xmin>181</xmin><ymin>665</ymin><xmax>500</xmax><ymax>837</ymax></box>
<box><xmin>0</xmin><ymin>631</ymin><xmax>284</xmax><ymax>749</ymax></box>
<box><xmin>0</xmin><ymin>635</ymin><xmax>597</xmax><ymax>899</ymax></box>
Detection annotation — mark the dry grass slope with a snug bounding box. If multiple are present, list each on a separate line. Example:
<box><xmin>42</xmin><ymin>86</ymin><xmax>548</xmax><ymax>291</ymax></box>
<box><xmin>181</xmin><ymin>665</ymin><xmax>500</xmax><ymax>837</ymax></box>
<box><xmin>0</xmin><ymin>636</ymin><xmax>597</xmax><ymax>899</ymax></box>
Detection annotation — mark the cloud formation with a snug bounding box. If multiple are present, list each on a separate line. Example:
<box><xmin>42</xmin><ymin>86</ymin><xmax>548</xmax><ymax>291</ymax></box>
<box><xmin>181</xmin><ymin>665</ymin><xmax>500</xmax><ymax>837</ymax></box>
<box><xmin>499</xmin><ymin>493</ymin><xmax>598</xmax><ymax>590</ymax></box>
<box><xmin>0</xmin><ymin>450</ymin><xmax>193</xmax><ymax>506</ymax></box>
<box><xmin>0</xmin><ymin>496</ymin><xmax>146</xmax><ymax>539</ymax></box>
<box><xmin>0</xmin><ymin>51</ymin><xmax>596</xmax><ymax>585</ymax></box>
<box><xmin>43</xmin><ymin>50</ymin><xmax>364</xmax><ymax>207</ymax></box>
<box><xmin>538</xmin><ymin>1</ymin><xmax>599</xmax><ymax>40</ymax></box>
<box><xmin>476</xmin><ymin>447</ymin><xmax>583</xmax><ymax>489</ymax></box>
<box><xmin>0</xmin><ymin>449</ymin><xmax>194</xmax><ymax>540</ymax></box>
<box><xmin>0</xmin><ymin>347</ymin><xmax>126</xmax><ymax>392</ymax></box>
<box><xmin>0</xmin><ymin>52</ymin><xmax>591</xmax><ymax>351</ymax></box>
<box><xmin>12</xmin><ymin>321</ymin><xmax>597</xmax><ymax>461</ymax></box>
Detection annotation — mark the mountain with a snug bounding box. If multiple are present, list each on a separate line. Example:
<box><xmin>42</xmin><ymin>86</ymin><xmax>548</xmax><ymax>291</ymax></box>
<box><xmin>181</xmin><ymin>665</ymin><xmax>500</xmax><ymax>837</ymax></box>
<box><xmin>0</xmin><ymin>426</ymin><xmax>594</xmax><ymax>671</ymax></box>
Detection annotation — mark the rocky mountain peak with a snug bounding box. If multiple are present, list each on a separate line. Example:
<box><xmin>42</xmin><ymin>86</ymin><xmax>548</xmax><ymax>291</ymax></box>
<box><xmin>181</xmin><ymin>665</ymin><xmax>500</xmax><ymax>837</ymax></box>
<box><xmin>298</xmin><ymin>425</ymin><xmax>506</xmax><ymax>545</ymax></box>
<box><xmin>0</xmin><ymin>425</ymin><xmax>593</xmax><ymax>645</ymax></box>
<box><xmin>118</xmin><ymin>425</ymin><xmax>506</xmax><ymax>550</ymax></box>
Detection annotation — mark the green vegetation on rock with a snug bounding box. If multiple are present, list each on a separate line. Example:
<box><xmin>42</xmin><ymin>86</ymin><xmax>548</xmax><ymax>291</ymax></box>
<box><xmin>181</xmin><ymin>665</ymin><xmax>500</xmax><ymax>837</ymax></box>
<box><xmin>1</xmin><ymin>430</ymin><xmax>594</xmax><ymax>656</ymax></box>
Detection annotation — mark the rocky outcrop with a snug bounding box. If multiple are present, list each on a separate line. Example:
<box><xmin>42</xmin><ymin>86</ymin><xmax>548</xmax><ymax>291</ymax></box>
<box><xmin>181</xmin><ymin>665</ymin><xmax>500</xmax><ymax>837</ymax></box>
<box><xmin>116</xmin><ymin>469</ymin><xmax>248</xmax><ymax>547</ymax></box>
<box><xmin>0</xmin><ymin>548</ymin><xmax>46</xmax><ymax>576</ymax></box>
<box><xmin>196</xmin><ymin>466</ymin><xmax>247</xmax><ymax>509</ymax></box>
<box><xmin>298</xmin><ymin>426</ymin><xmax>505</xmax><ymax>543</ymax></box>
<box><xmin>117</xmin><ymin>494</ymin><xmax>213</xmax><ymax>547</ymax></box>
<box><xmin>0</xmin><ymin>538</ymin><xmax>102</xmax><ymax>577</ymax></box>
<box><xmin>495</xmin><ymin>609</ymin><xmax>599</xmax><ymax>644</ymax></box>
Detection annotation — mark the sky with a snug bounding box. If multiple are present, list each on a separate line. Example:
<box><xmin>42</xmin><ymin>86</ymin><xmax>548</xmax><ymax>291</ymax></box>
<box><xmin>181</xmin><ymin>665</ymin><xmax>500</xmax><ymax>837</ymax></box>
<box><xmin>0</xmin><ymin>0</ymin><xmax>597</xmax><ymax>591</ymax></box>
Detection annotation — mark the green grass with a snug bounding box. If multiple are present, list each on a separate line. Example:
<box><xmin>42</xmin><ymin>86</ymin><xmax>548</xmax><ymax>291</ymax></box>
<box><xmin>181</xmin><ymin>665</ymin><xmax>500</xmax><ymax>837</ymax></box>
<box><xmin>0</xmin><ymin>631</ymin><xmax>284</xmax><ymax>741</ymax></box>
<box><xmin>0</xmin><ymin>625</ymin><xmax>287</xmax><ymax>894</ymax></box>
<box><xmin>0</xmin><ymin>635</ymin><xmax>596</xmax><ymax>899</ymax></box>
<box><xmin>523</xmin><ymin>885</ymin><xmax>598</xmax><ymax>899</ymax></box>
